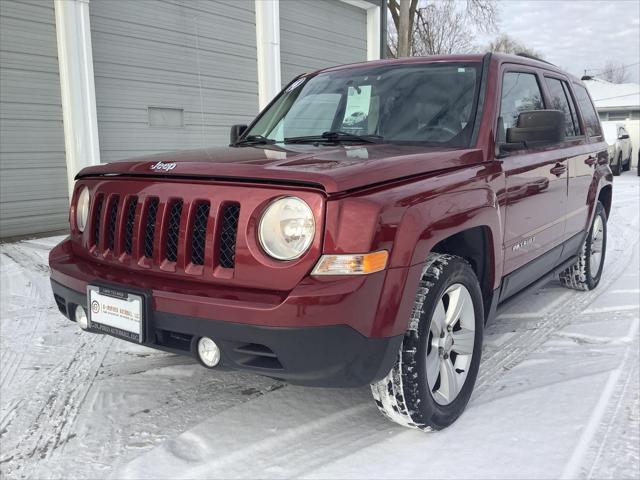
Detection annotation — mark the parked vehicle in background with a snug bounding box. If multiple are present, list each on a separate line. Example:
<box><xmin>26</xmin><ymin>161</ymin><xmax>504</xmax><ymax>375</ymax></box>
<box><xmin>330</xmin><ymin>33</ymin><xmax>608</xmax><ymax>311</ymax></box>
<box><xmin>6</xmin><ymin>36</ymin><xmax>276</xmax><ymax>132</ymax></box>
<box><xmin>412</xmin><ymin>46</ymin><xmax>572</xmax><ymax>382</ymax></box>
<box><xmin>602</xmin><ymin>121</ymin><xmax>633</xmax><ymax>175</ymax></box>
<box><xmin>49</xmin><ymin>53</ymin><xmax>612</xmax><ymax>432</ymax></box>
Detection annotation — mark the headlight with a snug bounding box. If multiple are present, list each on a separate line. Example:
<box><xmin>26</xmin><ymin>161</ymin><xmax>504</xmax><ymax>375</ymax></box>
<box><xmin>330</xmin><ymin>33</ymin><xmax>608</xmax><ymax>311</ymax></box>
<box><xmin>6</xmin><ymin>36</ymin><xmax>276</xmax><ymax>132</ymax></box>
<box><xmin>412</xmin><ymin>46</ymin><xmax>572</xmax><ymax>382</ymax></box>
<box><xmin>75</xmin><ymin>186</ymin><xmax>90</xmax><ymax>232</ymax></box>
<box><xmin>258</xmin><ymin>197</ymin><xmax>315</xmax><ymax>260</ymax></box>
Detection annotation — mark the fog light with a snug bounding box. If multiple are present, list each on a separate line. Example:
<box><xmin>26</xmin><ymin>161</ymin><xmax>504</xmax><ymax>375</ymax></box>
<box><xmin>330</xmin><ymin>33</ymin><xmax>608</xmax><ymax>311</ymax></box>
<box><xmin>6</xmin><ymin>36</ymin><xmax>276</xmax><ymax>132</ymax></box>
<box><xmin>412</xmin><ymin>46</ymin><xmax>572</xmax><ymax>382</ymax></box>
<box><xmin>197</xmin><ymin>337</ymin><xmax>220</xmax><ymax>368</ymax></box>
<box><xmin>75</xmin><ymin>306</ymin><xmax>88</xmax><ymax>330</ymax></box>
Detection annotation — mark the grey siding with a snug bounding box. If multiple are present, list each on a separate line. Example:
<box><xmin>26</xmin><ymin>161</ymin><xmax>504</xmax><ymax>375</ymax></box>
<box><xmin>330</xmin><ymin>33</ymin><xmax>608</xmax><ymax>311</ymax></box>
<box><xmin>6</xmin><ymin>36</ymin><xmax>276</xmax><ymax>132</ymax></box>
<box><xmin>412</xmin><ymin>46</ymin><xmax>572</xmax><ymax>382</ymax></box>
<box><xmin>280</xmin><ymin>0</ymin><xmax>367</xmax><ymax>85</ymax></box>
<box><xmin>0</xmin><ymin>0</ymin><xmax>68</xmax><ymax>238</ymax></box>
<box><xmin>89</xmin><ymin>0</ymin><xmax>259</xmax><ymax>162</ymax></box>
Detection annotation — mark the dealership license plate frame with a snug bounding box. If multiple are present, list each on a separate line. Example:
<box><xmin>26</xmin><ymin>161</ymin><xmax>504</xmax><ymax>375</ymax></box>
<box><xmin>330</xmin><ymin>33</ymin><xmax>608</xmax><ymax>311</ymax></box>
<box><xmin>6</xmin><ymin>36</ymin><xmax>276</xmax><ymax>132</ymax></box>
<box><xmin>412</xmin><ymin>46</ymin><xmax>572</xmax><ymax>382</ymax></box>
<box><xmin>87</xmin><ymin>285</ymin><xmax>145</xmax><ymax>343</ymax></box>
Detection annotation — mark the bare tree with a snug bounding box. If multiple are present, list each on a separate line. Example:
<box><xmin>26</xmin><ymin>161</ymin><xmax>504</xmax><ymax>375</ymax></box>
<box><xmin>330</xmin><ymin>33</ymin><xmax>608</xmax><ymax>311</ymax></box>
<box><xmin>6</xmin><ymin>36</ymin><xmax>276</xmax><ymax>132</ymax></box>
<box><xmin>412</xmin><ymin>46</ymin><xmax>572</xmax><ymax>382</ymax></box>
<box><xmin>412</xmin><ymin>1</ymin><xmax>473</xmax><ymax>56</ymax></box>
<box><xmin>599</xmin><ymin>61</ymin><xmax>630</xmax><ymax>83</ymax></box>
<box><xmin>388</xmin><ymin>0</ymin><xmax>498</xmax><ymax>57</ymax></box>
<box><xmin>487</xmin><ymin>34</ymin><xmax>542</xmax><ymax>58</ymax></box>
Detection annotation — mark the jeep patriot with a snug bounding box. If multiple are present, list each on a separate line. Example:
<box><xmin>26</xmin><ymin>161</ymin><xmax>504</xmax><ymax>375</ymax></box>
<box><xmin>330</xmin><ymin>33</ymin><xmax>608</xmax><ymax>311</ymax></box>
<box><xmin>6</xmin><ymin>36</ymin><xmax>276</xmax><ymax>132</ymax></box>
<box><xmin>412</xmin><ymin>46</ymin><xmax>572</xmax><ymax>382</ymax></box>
<box><xmin>49</xmin><ymin>53</ymin><xmax>612</xmax><ymax>430</ymax></box>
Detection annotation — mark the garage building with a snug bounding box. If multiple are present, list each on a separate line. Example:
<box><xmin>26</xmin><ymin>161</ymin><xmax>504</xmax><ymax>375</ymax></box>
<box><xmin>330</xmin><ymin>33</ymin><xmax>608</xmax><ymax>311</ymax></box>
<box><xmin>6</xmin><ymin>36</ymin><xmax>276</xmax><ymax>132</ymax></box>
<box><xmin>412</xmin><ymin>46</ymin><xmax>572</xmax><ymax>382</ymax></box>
<box><xmin>0</xmin><ymin>0</ymin><xmax>384</xmax><ymax>238</ymax></box>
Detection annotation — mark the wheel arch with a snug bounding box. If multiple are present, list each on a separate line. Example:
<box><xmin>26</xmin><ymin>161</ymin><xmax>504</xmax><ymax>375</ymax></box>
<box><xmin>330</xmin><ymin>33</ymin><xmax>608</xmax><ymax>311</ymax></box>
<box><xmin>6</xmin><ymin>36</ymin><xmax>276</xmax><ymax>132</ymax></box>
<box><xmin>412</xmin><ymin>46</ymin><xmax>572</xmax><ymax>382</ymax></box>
<box><xmin>430</xmin><ymin>226</ymin><xmax>496</xmax><ymax>322</ymax></box>
<box><xmin>598</xmin><ymin>184</ymin><xmax>612</xmax><ymax>220</ymax></box>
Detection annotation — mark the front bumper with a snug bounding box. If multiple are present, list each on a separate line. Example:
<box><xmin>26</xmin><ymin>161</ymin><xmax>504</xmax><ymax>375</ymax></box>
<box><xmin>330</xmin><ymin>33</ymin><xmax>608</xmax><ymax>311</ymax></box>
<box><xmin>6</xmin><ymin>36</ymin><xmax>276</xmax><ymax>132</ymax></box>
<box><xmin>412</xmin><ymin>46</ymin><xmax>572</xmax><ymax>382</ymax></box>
<box><xmin>49</xmin><ymin>240</ymin><xmax>403</xmax><ymax>387</ymax></box>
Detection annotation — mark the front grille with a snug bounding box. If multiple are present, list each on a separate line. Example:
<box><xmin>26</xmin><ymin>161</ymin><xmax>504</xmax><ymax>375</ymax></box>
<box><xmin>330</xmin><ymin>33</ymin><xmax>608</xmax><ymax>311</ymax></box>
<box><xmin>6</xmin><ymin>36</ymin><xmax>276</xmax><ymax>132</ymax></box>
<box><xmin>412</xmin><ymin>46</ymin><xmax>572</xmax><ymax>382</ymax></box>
<box><xmin>87</xmin><ymin>187</ymin><xmax>244</xmax><ymax>275</ymax></box>
<box><xmin>191</xmin><ymin>202</ymin><xmax>210</xmax><ymax>265</ymax></box>
<box><xmin>124</xmin><ymin>197</ymin><xmax>138</xmax><ymax>254</ymax></box>
<box><xmin>165</xmin><ymin>200</ymin><xmax>183</xmax><ymax>262</ymax></box>
<box><xmin>219</xmin><ymin>203</ymin><xmax>240</xmax><ymax>268</ymax></box>
<box><xmin>144</xmin><ymin>198</ymin><xmax>159</xmax><ymax>258</ymax></box>
<box><xmin>93</xmin><ymin>195</ymin><xmax>104</xmax><ymax>248</ymax></box>
<box><xmin>107</xmin><ymin>196</ymin><xmax>119</xmax><ymax>251</ymax></box>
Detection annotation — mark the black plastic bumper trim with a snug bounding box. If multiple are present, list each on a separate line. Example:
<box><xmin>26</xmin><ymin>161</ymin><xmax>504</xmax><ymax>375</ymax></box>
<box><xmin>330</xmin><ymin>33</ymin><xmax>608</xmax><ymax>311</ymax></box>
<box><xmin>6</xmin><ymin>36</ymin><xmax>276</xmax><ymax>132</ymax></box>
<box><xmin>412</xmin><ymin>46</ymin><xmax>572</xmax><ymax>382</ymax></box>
<box><xmin>50</xmin><ymin>279</ymin><xmax>402</xmax><ymax>387</ymax></box>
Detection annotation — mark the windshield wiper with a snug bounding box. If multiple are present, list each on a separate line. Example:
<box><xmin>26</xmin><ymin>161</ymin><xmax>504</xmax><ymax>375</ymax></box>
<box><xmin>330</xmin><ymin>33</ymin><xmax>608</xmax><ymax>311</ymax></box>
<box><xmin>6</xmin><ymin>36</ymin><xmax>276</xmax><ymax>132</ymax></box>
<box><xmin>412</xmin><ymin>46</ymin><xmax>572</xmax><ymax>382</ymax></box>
<box><xmin>233</xmin><ymin>135</ymin><xmax>276</xmax><ymax>146</ymax></box>
<box><xmin>284</xmin><ymin>131</ymin><xmax>384</xmax><ymax>144</ymax></box>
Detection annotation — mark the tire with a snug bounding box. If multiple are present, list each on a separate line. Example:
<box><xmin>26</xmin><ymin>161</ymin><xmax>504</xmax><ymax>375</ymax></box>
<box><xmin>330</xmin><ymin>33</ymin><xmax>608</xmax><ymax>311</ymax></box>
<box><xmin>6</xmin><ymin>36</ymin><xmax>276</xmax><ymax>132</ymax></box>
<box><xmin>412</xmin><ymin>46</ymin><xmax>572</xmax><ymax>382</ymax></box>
<box><xmin>623</xmin><ymin>151</ymin><xmax>631</xmax><ymax>172</ymax></box>
<box><xmin>371</xmin><ymin>254</ymin><xmax>484</xmax><ymax>431</ymax></box>
<box><xmin>559</xmin><ymin>201</ymin><xmax>607</xmax><ymax>291</ymax></box>
<box><xmin>612</xmin><ymin>154</ymin><xmax>622</xmax><ymax>176</ymax></box>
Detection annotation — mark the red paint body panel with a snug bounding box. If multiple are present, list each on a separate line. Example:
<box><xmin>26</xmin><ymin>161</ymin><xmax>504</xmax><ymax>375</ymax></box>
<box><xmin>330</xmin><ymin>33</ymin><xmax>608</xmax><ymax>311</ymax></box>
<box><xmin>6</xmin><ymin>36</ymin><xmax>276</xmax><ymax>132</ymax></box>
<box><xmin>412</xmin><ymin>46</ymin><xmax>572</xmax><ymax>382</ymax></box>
<box><xmin>50</xmin><ymin>53</ymin><xmax>613</xmax><ymax>348</ymax></box>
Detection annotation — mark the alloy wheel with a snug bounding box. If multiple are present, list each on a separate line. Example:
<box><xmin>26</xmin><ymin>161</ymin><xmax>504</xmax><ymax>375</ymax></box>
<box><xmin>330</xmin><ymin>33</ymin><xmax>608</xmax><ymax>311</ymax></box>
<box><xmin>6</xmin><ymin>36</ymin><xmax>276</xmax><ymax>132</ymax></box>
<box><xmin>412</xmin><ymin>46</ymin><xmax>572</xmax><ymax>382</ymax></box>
<box><xmin>589</xmin><ymin>215</ymin><xmax>604</xmax><ymax>275</ymax></box>
<box><xmin>426</xmin><ymin>283</ymin><xmax>476</xmax><ymax>405</ymax></box>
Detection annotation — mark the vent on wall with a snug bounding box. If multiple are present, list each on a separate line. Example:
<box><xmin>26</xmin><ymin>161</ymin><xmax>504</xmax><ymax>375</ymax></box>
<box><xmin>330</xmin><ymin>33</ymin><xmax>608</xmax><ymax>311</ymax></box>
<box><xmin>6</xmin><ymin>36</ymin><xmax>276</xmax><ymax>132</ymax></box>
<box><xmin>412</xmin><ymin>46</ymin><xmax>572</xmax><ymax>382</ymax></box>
<box><xmin>148</xmin><ymin>107</ymin><xmax>184</xmax><ymax>128</ymax></box>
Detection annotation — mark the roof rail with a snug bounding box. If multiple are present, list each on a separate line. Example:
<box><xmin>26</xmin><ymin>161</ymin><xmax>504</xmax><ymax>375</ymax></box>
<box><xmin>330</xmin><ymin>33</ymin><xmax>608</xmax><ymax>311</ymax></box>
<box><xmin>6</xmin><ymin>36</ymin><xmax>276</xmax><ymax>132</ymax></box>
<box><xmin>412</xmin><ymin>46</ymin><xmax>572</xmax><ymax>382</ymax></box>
<box><xmin>515</xmin><ymin>52</ymin><xmax>556</xmax><ymax>66</ymax></box>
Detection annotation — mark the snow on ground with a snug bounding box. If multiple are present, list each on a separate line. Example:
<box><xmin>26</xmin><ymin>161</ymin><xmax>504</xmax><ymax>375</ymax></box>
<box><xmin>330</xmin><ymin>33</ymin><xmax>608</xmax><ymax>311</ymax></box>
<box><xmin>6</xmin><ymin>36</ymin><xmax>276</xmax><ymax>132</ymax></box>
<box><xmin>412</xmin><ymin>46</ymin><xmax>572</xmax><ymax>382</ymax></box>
<box><xmin>1</xmin><ymin>174</ymin><xmax>639</xmax><ymax>480</ymax></box>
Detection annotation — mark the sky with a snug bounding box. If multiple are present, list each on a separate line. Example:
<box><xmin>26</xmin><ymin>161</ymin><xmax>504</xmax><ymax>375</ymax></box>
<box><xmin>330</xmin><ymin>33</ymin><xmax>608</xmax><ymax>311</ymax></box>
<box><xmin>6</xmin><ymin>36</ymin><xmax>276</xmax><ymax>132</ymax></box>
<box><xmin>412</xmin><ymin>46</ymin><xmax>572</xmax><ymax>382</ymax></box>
<box><xmin>474</xmin><ymin>0</ymin><xmax>640</xmax><ymax>83</ymax></box>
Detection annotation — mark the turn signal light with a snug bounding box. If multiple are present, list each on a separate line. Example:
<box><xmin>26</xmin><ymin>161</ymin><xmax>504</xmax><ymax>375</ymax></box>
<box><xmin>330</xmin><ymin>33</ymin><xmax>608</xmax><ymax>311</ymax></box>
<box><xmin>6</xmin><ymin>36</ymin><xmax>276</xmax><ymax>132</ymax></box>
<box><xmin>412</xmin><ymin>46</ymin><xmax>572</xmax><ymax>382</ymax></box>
<box><xmin>311</xmin><ymin>250</ymin><xmax>389</xmax><ymax>275</ymax></box>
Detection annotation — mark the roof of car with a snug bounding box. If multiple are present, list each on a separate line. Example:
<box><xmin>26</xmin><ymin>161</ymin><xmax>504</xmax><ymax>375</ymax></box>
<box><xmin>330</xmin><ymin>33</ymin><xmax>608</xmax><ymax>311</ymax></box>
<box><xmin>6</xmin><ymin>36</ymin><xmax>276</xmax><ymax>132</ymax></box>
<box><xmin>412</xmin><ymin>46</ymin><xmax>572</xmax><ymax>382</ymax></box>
<box><xmin>312</xmin><ymin>53</ymin><xmax>581</xmax><ymax>83</ymax></box>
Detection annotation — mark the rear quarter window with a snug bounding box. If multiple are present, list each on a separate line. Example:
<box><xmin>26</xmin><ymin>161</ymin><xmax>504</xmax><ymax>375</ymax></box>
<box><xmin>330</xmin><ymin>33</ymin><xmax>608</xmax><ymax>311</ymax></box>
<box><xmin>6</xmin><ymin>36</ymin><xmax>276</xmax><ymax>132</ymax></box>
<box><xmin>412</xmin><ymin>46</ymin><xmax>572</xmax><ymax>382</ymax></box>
<box><xmin>573</xmin><ymin>84</ymin><xmax>602</xmax><ymax>138</ymax></box>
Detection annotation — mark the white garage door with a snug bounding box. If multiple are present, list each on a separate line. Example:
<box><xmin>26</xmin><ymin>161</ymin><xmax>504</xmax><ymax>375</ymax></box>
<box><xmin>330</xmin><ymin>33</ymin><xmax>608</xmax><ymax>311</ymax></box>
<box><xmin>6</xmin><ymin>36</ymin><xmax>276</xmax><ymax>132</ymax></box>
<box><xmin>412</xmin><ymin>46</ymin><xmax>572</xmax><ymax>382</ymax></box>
<box><xmin>89</xmin><ymin>0</ymin><xmax>259</xmax><ymax>162</ymax></box>
<box><xmin>280</xmin><ymin>0</ymin><xmax>368</xmax><ymax>85</ymax></box>
<box><xmin>0</xmin><ymin>0</ymin><xmax>68</xmax><ymax>238</ymax></box>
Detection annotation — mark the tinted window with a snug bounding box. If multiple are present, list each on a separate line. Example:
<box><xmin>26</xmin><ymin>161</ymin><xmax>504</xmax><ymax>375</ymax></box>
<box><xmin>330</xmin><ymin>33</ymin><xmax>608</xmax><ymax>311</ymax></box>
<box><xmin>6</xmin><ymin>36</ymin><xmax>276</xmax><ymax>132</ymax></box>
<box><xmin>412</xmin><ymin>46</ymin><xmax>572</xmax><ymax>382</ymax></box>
<box><xmin>247</xmin><ymin>63</ymin><xmax>482</xmax><ymax>147</ymax></box>
<box><xmin>499</xmin><ymin>72</ymin><xmax>545</xmax><ymax>133</ymax></box>
<box><xmin>573</xmin><ymin>84</ymin><xmax>602</xmax><ymax>137</ymax></box>
<box><xmin>561</xmin><ymin>82</ymin><xmax>582</xmax><ymax>135</ymax></box>
<box><xmin>545</xmin><ymin>77</ymin><xmax>579</xmax><ymax>137</ymax></box>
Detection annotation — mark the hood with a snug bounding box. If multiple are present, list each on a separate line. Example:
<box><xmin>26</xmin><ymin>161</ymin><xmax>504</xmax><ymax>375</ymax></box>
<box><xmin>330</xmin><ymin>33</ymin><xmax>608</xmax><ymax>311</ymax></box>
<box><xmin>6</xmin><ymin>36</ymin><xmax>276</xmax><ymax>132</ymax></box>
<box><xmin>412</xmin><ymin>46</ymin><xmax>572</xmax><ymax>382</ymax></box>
<box><xmin>77</xmin><ymin>144</ymin><xmax>485</xmax><ymax>194</ymax></box>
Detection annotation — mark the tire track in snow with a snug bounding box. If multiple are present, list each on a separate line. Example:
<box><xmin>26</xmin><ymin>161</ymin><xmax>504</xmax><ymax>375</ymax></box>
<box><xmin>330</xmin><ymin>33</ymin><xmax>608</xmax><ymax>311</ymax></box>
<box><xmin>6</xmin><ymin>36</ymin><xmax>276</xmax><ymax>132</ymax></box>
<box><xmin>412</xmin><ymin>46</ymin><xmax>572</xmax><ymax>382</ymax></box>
<box><xmin>473</xmin><ymin>215</ymin><xmax>639</xmax><ymax>399</ymax></box>
<box><xmin>561</xmin><ymin>317</ymin><xmax>639</xmax><ymax>479</ymax></box>
<box><xmin>4</xmin><ymin>336</ymin><xmax>112</xmax><ymax>474</ymax></box>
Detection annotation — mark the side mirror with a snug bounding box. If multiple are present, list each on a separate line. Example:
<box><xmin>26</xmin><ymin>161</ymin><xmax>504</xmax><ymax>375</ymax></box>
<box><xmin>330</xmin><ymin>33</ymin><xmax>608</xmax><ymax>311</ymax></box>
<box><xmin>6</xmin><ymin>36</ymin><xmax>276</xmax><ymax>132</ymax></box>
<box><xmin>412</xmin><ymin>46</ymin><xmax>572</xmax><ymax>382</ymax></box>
<box><xmin>506</xmin><ymin>110</ymin><xmax>565</xmax><ymax>149</ymax></box>
<box><xmin>230</xmin><ymin>124</ymin><xmax>248</xmax><ymax>145</ymax></box>
<box><xmin>619</xmin><ymin>133</ymin><xmax>630</xmax><ymax>140</ymax></box>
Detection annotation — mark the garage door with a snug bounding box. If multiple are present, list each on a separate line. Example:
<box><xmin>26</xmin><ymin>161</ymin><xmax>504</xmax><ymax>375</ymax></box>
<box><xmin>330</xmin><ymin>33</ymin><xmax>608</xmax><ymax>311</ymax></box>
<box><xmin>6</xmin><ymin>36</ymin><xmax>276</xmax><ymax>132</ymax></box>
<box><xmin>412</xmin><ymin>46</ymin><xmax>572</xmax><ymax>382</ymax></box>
<box><xmin>280</xmin><ymin>0</ymin><xmax>368</xmax><ymax>85</ymax></box>
<box><xmin>89</xmin><ymin>0</ymin><xmax>259</xmax><ymax>163</ymax></box>
<box><xmin>0</xmin><ymin>0</ymin><xmax>69</xmax><ymax>238</ymax></box>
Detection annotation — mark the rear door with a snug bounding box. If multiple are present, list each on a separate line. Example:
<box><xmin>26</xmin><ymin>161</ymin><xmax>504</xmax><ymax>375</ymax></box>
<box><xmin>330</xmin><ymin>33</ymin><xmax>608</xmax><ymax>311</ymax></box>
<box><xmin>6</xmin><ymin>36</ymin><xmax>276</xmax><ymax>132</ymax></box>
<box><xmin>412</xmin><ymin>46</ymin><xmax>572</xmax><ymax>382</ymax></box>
<box><xmin>566</xmin><ymin>83</ymin><xmax>606</xmax><ymax>238</ymax></box>
<box><xmin>541</xmin><ymin>75</ymin><xmax>591</xmax><ymax>248</ymax></box>
<box><xmin>498</xmin><ymin>68</ymin><xmax>568</xmax><ymax>281</ymax></box>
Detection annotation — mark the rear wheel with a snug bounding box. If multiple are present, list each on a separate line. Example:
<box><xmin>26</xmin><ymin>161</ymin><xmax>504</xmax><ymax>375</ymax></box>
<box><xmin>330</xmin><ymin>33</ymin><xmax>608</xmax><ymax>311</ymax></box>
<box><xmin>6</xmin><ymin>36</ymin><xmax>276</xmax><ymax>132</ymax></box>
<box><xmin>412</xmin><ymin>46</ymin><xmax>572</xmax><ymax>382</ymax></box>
<box><xmin>623</xmin><ymin>150</ymin><xmax>631</xmax><ymax>171</ymax></box>
<box><xmin>612</xmin><ymin>153</ymin><xmax>622</xmax><ymax>176</ymax></box>
<box><xmin>559</xmin><ymin>201</ymin><xmax>607</xmax><ymax>291</ymax></box>
<box><xmin>371</xmin><ymin>254</ymin><xmax>483</xmax><ymax>431</ymax></box>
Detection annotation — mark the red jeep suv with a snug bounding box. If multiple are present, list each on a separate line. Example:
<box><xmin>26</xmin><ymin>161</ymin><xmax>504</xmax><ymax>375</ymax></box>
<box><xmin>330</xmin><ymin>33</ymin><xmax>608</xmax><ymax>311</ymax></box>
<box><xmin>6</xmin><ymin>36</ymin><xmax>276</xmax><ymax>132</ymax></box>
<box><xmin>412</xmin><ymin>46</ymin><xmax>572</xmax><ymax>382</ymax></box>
<box><xmin>49</xmin><ymin>53</ymin><xmax>612</xmax><ymax>431</ymax></box>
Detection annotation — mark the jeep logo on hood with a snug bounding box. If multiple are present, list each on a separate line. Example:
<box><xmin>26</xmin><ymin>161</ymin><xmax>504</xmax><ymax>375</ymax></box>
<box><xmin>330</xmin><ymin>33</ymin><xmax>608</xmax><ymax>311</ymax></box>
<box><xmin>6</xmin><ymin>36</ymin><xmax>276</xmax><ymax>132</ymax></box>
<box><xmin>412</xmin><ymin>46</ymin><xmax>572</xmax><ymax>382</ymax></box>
<box><xmin>150</xmin><ymin>161</ymin><xmax>176</xmax><ymax>171</ymax></box>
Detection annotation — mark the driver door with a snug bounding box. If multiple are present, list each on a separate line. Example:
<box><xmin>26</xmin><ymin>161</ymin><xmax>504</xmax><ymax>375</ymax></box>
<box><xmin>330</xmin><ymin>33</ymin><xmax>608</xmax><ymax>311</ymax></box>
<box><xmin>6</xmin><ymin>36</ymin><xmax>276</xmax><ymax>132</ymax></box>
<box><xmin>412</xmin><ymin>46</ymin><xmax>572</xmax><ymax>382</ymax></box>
<box><xmin>498</xmin><ymin>69</ymin><xmax>568</xmax><ymax>297</ymax></box>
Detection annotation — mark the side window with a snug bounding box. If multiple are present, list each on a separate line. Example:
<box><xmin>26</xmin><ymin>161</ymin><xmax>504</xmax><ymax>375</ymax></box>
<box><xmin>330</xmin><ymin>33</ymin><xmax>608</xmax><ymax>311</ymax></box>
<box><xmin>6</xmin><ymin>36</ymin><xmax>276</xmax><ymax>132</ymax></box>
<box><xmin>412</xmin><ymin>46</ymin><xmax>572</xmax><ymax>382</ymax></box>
<box><xmin>499</xmin><ymin>72</ymin><xmax>545</xmax><ymax>138</ymax></box>
<box><xmin>573</xmin><ymin>84</ymin><xmax>602</xmax><ymax>137</ymax></box>
<box><xmin>545</xmin><ymin>77</ymin><xmax>579</xmax><ymax>137</ymax></box>
<box><xmin>561</xmin><ymin>82</ymin><xmax>582</xmax><ymax>135</ymax></box>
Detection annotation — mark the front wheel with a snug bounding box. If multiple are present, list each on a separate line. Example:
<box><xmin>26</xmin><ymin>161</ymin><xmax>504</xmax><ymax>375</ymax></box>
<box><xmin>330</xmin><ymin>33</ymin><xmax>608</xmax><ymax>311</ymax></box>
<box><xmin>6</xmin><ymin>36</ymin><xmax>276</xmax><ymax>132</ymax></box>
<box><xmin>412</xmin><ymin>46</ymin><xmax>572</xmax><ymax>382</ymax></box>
<box><xmin>371</xmin><ymin>254</ymin><xmax>484</xmax><ymax>431</ymax></box>
<box><xmin>559</xmin><ymin>201</ymin><xmax>607</xmax><ymax>291</ymax></box>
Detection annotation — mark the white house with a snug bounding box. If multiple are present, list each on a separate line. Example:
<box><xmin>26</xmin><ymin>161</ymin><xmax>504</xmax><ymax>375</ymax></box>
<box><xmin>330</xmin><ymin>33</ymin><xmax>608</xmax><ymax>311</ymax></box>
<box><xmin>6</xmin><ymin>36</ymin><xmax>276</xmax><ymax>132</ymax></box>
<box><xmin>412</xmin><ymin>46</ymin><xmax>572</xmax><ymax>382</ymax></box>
<box><xmin>583</xmin><ymin>77</ymin><xmax>640</xmax><ymax>167</ymax></box>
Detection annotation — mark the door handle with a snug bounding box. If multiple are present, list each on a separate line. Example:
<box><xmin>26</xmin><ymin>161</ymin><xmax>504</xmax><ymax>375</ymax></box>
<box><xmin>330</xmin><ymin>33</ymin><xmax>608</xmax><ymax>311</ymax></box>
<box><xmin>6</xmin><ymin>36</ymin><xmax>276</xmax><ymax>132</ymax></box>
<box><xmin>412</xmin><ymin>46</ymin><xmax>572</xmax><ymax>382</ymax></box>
<box><xmin>585</xmin><ymin>156</ymin><xmax>597</xmax><ymax>167</ymax></box>
<box><xmin>550</xmin><ymin>163</ymin><xmax>567</xmax><ymax>177</ymax></box>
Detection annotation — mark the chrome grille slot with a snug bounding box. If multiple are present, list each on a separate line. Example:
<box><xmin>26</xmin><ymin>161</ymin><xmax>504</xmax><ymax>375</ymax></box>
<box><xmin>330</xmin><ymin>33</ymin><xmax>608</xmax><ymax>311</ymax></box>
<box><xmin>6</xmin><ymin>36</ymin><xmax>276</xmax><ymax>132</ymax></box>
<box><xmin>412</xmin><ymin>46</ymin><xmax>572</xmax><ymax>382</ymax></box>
<box><xmin>144</xmin><ymin>198</ymin><xmax>159</xmax><ymax>259</ymax></box>
<box><xmin>92</xmin><ymin>194</ymin><xmax>104</xmax><ymax>249</ymax></box>
<box><xmin>165</xmin><ymin>199</ymin><xmax>183</xmax><ymax>262</ymax></box>
<box><xmin>123</xmin><ymin>197</ymin><xmax>138</xmax><ymax>255</ymax></box>
<box><xmin>190</xmin><ymin>201</ymin><xmax>210</xmax><ymax>266</ymax></box>
<box><xmin>106</xmin><ymin>195</ymin><xmax>119</xmax><ymax>252</ymax></box>
<box><xmin>219</xmin><ymin>203</ymin><xmax>240</xmax><ymax>268</ymax></box>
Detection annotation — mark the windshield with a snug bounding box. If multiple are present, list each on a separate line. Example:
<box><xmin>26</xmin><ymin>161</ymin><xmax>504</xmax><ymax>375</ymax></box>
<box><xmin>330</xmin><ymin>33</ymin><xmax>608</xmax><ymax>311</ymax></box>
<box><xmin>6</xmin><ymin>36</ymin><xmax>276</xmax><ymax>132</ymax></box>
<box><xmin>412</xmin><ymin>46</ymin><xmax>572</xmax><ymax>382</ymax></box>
<box><xmin>244</xmin><ymin>62</ymin><xmax>482</xmax><ymax>147</ymax></box>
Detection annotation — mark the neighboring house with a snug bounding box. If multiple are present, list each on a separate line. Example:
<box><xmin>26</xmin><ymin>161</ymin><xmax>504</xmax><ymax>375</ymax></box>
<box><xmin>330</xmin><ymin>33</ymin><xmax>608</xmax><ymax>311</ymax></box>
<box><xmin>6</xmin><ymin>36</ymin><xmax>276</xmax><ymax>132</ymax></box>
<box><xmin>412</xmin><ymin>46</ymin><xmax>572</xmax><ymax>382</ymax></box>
<box><xmin>583</xmin><ymin>77</ymin><xmax>640</xmax><ymax>167</ymax></box>
<box><xmin>0</xmin><ymin>0</ymin><xmax>384</xmax><ymax>238</ymax></box>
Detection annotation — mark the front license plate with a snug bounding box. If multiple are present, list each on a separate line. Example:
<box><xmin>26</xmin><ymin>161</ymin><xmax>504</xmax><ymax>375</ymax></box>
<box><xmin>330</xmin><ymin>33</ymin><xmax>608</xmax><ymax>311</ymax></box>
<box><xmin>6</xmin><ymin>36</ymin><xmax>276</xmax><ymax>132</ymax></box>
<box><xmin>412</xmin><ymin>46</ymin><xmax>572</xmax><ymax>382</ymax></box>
<box><xmin>87</xmin><ymin>285</ymin><xmax>144</xmax><ymax>342</ymax></box>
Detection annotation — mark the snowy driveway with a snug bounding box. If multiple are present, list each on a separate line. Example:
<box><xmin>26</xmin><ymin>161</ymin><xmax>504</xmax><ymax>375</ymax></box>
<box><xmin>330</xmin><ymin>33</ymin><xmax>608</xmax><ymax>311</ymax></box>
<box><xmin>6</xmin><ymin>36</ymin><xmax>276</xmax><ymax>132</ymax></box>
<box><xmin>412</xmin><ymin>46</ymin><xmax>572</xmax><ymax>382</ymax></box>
<box><xmin>1</xmin><ymin>175</ymin><xmax>639</xmax><ymax>479</ymax></box>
